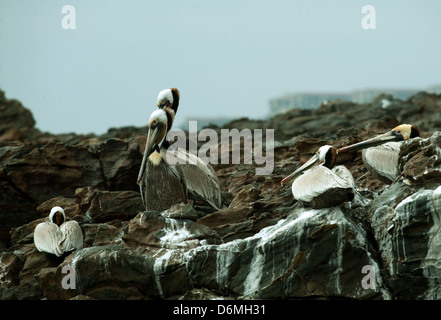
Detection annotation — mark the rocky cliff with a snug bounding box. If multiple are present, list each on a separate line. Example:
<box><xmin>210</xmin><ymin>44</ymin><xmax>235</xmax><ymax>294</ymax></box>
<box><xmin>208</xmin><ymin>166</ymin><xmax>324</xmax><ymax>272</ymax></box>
<box><xmin>1</xmin><ymin>89</ymin><xmax>441</xmax><ymax>300</ymax></box>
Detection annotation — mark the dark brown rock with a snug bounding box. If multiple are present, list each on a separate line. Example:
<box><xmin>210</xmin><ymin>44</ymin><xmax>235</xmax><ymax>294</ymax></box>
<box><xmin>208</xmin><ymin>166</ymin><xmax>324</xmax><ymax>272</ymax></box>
<box><xmin>2</xmin><ymin>89</ymin><xmax>441</xmax><ymax>300</ymax></box>
<box><xmin>124</xmin><ymin>211</ymin><xmax>221</xmax><ymax>249</ymax></box>
<box><xmin>36</xmin><ymin>196</ymin><xmax>80</xmax><ymax>219</ymax></box>
<box><xmin>94</xmin><ymin>138</ymin><xmax>142</xmax><ymax>191</ymax></box>
<box><xmin>0</xmin><ymin>90</ymin><xmax>35</xmax><ymax>139</ymax></box>
<box><xmin>2</xmin><ymin>141</ymin><xmax>105</xmax><ymax>205</ymax></box>
<box><xmin>87</xmin><ymin>190</ymin><xmax>144</xmax><ymax>223</ymax></box>
<box><xmin>161</xmin><ymin>203</ymin><xmax>199</xmax><ymax>221</ymax></box>
<box><xmin>399</xmin><ymin>132</ymin><xmax>441</xmax><ymax>185</ymax></box>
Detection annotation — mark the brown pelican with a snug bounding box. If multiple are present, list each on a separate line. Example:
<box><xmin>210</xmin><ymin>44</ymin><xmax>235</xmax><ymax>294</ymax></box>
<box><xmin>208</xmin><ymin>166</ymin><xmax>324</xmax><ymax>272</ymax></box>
<box><xmin>157</xmin><ymin>88</ymin><xmax>180</xmax><ymax>148</ymax></box>
<box><xmin>337</xmin><ymin>124</ymin><xmax>420</xmax><ymax>184</ymax></box>
<box><xmin>137</xmin><ymin>108</ymin><xmax>221</xmax><ymax>212</ymax></box>
<box><xmin>157</xmin><ymin>88</ymin><xmax>180</xmax><ymax>116</ymax></box>
<box><xmin>281</xmin><ymin>145</ymin><xmax>355</xmax><ymax>208</ymax></box>
<box><xmin>33</xmin><ymin>206</ymin><xmax>83</xmax><ymax>257</ymax></box>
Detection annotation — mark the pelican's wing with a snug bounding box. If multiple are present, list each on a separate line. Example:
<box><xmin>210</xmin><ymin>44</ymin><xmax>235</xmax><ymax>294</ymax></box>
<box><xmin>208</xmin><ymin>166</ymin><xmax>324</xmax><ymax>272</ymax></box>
<box><xmin>292</xmin><ymin>166</ymin><xmax>353</xmax><ymax>203</ymax></box>
<box><xmin>60</xmin><ymin>220</ymin><xmax>84</xmax><ymax>252</ymax></box>
<box><xmin>166</xmin><ymin>148</ymin><xmax>222</xmax><ymax>210</ymax></box>
<box><xmin>332</xmin><ymin>165</ymin><xmax>356</xmax><ymax>189</ymax></box>
<box><xmin>34</xmin><ymin>222</ymin><xmax>64</xmax><ymax>257</ymax></box>
<box><xmin>362</xmin><ymin>142</ymin><xmax>400</xmax><ymax>183</ymax></box>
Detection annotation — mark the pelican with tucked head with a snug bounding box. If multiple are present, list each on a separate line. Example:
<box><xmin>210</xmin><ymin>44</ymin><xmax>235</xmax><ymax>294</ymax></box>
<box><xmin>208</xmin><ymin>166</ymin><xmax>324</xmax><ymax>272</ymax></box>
<box><xmin>137</xmin><ymin>108</ymin><xmax>221</xmax><ymax>212</ymax></box>
<box><xmin>156</xmin><ymin>88</ymin><xmax>180</xmax><ymax>147</ymax></box>
<box><xmin>337</xmin><ymin>124</ymin><xmax>420</xmax><ymax>183</ymax></box>
<box><xmin>281</xmin><ymin>145</ymin><xmax>355</xmax><ymax>208</ymax></box>
<box><xmin>33</xmin><ymin>206</ymin><xmax>83</xmax><ymax>257</ymax></box>
<box><xmin>157</xmin><ymin>88</ymin><xmax>180</xmax><ymax>114</ymax></box>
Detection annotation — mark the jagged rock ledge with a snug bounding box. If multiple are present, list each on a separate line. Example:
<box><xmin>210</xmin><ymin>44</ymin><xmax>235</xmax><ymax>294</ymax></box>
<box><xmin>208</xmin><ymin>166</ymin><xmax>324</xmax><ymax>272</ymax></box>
<box><xmin>1</xmin><ymin>88</ymin><xmax>441</xmax><ymax>300</ymax></box>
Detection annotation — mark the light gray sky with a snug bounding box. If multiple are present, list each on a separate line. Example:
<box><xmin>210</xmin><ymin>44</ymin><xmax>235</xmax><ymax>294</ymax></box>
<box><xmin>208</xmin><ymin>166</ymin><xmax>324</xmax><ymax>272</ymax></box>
<box><xmin>1</xmin><ymin>1</ymin><xmax>440</xmax><ymax>135</ymax></box>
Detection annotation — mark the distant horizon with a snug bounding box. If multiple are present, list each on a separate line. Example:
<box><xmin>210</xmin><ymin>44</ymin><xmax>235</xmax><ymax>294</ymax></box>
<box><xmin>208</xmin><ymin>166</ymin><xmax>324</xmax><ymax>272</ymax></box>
<box><xmin>2</xmin><ymin>1</ymin><xmax>440</xmax><ymax>135</ymax></box>
<box><xmin>274</xmin><ymin>84</ymin><xmax>441</xmax><ymax>97</ymax></box>
<box><xmin>3</xmin><ymin>83</ymin><xmax>440</xmax><ymax>135</ymax></box>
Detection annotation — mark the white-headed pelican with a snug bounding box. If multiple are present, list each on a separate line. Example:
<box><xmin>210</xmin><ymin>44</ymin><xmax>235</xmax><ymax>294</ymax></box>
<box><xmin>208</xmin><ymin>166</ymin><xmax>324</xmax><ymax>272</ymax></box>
<box><xmin>34</xmin><ymin>206</ymin><xmax>83</xmax><ymax>257</ymax></box>
<box><xmin>337</xmin><ymin>124</ymin><xmax>420</xmax><ymax>183</ymax></box>
<box><xmin>281</xmin><ymin>145</ymin><xmax>355</xmax><ymax>208</ymax></box>
<box><xmin>137</xmin><ymin>109</ymin><xmax>221</xmax><ymax>212</ymax></box>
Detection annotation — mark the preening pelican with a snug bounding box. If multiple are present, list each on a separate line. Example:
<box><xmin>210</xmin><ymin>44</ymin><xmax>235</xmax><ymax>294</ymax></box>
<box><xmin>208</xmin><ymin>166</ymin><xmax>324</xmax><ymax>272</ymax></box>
<box><xmin>337</xmin><ymin>124</ymin><xmax>420</xmax><ymax>184</ymax></box>
<box><xmin>281</xmin><ymin>145</ymin><xmax>355</xmax><ymax>208</ymax></box>
<box><xmin>157</xmin><ymin>88</ymin><xmax>180</xmax><ymax>115</ymax></box>
<box><xmin>34</xmin><ymin>206</ymin><xmax>83</xmax><ymax>257</ymax></box>
<box><xmin>157</xmin><ymin>87</ymin><xmax>180</xmax><ymax>148</ymax></box>
<box><xmin>137</xmin><ymin>109</ymin><xmax>221</xmax><ymax>212</ymax></box>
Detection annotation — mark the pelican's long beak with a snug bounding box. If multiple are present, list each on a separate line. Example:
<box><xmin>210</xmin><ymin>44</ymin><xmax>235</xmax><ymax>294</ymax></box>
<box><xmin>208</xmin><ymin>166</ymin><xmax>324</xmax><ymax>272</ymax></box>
<box><xmin>337</xmin><ymin>130</ymin><xmax>404</xmax><ymax>154</ymax></box>
<box><xmin>137</xmin><ymin>125</ymin><xmax>161</xmax><ymax>185</ymax></box>
<box><xmin>281</xmin><ymin>154</ymin><xmax>321</xmax><ymax>186</ymax></box>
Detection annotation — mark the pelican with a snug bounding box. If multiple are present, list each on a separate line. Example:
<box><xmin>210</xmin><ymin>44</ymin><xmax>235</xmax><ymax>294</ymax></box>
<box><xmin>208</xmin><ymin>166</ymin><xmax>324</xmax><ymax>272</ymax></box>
<box><xmin>337</xmin><ymin>124</ymin><xmax>420</xmax><ymax>184</ymax></box>
<box><xmin>281</xmin><ymin>145</ymin><xmax>355</xmax><ymax>208</ymax></box>
<box><xmin>157</xmin><ymin>88</ymin><xmax>180</xmax><ymax>117</ymax></box>
<box><xmin>156</xmin><ymin>87</ymin><xmax>180</xmax><ymax>148</ymax></box>
<box><xmin>137</xmin><ymin>108</ymin><xmax>221</xmax><ymax>212</ymax></box>
<box><xmin>33</xmin><ymin>206</ymin><xmax>83</xmax><ymax>257</ymax></box>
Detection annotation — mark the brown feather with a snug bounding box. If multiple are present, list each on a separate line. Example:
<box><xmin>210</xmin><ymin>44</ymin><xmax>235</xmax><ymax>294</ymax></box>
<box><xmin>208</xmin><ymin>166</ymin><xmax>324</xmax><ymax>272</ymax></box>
<box><xmin>170</xmin><ymin>88</ymin><xmax>180</xmax><ymax>114</ymax></box>
<box><xmin>410</xmin><ymin>125</ymin><xmax>421</xmax><ymax>138</ymax></box>
<box><xmin>52</xmin><ymin>211</ymin><xmax>64</xmax><ymax>226</ymax></box>
<box><xmin>324</xmin><ymin>147</ymin><xmax>337</xmax><ymax>169</ymax></box>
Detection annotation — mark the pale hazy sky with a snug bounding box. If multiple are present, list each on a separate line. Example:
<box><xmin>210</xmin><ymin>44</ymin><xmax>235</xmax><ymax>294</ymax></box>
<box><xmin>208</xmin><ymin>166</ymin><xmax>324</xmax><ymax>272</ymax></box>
<box><xmin>1</xmin><ymin>1</ymin><xmax>440</xmax><ymax>134</ymax></box>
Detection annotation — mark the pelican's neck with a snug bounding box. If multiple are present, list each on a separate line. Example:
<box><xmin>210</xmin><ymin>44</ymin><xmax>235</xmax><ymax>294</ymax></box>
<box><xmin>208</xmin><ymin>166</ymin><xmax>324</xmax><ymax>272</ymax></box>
<box><xmin>163</xmin><ymin>107</ymin><xmax>175</xmax><ymax>134</ymax></box>
<box><xmin>51</xmin><ymin>211</ymin><xmax>64</xmax><ymax>226</ymax></box>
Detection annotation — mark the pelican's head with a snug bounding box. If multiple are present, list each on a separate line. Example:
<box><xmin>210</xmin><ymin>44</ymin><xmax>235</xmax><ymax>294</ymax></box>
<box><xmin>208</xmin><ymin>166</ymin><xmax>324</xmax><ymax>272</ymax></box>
<box><xmin>137</xmin><ymin>109</ymin><xmax>168</xmax><ymax>184</ymax></box>
<box><xmin>156</xmin><ymin>88</ymin><xmax>180</xmax><ymax>115</ymax></box>
<box><xmin>392</xmin><ymin>124</ymin><xmax>420</xmax><ymax>141</ymax></box>
<box><xmin>157</xmin><ymin>89</ymin><xmax>173</xmax><ymax>108</ymax></box>
<box><xmin>49</xmin><ymin>206</ymin><xmax>65</xmax><ymax>226</ymax></box>
<box><xmin>281</xmin><ymin>145</ymin><xmax>336</xmax><ymax>186</ymax></box>
<box><xmin>337</xmin><ymin>124</ymin><xmax>421</xmax><ymax>154</ymax></box>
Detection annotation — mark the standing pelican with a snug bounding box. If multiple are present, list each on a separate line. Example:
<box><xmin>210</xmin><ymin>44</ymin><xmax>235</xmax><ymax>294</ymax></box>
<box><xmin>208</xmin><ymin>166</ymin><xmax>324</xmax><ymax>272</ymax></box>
<box><xmin>34</xmin><ymin>206</ymin><xmax>83</xmax><ymax>257</ymax></box>
<box><xmin>281</xmin><ymin>145</ymin><xmax>355</xmax><ymax>208</ymax></box>
<box><xmin>137</xmin><ymin>109</ymin><xmax>221</xmax><ymax>212</ymax></box>
<box><xmin>337</xmin><ymin>124</ymin><xmax>420</xmax><ymax>184</ymax></box>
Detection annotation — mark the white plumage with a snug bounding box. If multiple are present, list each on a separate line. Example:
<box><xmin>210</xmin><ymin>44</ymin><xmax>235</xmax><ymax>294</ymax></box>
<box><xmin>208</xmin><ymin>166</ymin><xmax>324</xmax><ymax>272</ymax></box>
<box><xmin>33</xmin><ymin>222</ymin><xmax>64</xmax><ymax>257</ymax></box>
<box><xmin>282</xmin><ymin>145</ymin><xmax>355</xmax><ymax>208</ymax></box>
<box><xmin>337</xmin><ymin>124</ymin><xmax>421</xmax><ymax>184</ymax></box>
<box><xmin>34</xmin><ymin>206</ymin><xmax>83</xmax><ymax>257</ymax></box>
<box><xmin>157</xmin><ymin>89</ymin><xmax>173</xmax><ymax>107</ymax></box>
<box><xmin>362</xmin><ymin>142</ymin><xmax>401</xmax><ymax>183</ymax></box>
<box><xmin>292</xmin><ymin>165</ymin><xmax>355</xmax><ymax>203</ymax></box>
